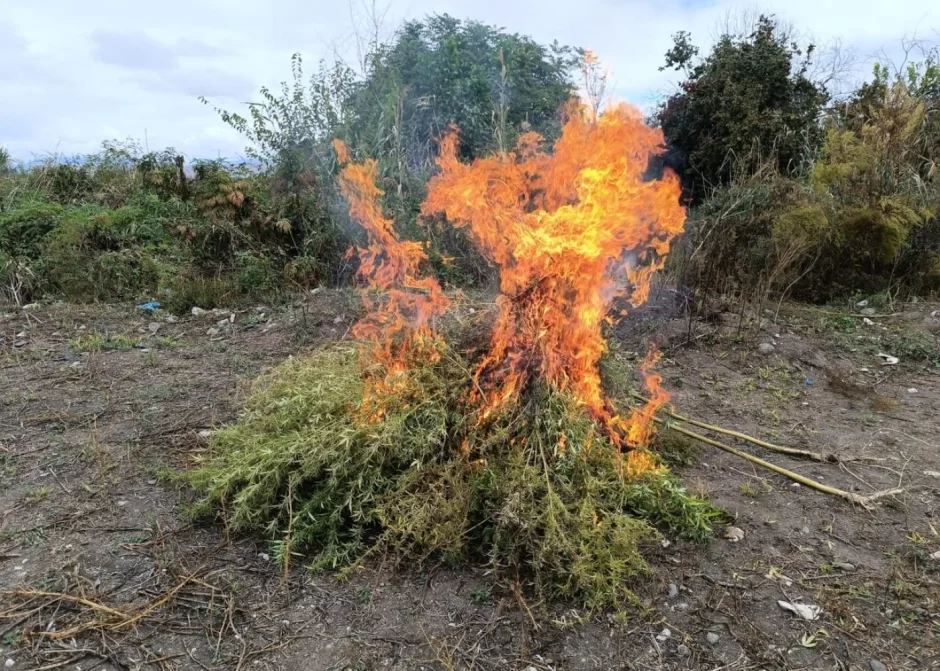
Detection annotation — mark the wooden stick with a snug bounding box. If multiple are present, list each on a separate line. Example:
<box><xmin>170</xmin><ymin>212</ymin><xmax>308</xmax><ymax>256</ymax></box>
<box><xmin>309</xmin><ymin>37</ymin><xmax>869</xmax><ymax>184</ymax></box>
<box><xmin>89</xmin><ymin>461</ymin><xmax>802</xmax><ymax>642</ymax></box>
<box><xmin>630</xmin><ymin>393</ymin><xmax>834</xmax><ymax>462</ymax></box>
<box><xmin>660</xmin><ymin>421</ymin><xmax>902</xmax><ymax>510</ymax></box>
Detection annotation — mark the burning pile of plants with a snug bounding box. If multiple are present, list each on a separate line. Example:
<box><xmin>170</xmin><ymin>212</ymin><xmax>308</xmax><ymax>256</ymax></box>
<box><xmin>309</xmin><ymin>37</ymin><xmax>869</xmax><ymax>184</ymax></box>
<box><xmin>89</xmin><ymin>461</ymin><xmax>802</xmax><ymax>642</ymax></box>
<box><xmin>189</xmin><ymin>101</ymin><xmax>725</xmax><ymax>607</ymax></box>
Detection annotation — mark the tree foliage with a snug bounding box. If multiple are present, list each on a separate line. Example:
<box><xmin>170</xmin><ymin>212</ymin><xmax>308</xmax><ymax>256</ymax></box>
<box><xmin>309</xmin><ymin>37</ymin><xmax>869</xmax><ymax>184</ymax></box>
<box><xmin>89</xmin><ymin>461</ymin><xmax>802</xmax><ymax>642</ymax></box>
<box><xmin>656</xmin><ymin>15</ymin><xmax>830</xmax><ymax>202</ymax></box>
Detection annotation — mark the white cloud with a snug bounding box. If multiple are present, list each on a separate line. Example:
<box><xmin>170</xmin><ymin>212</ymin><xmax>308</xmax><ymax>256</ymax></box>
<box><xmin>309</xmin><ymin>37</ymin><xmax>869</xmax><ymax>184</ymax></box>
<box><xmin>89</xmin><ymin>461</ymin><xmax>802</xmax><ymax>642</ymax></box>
<box><xmin>2</xmin><ymin>0</ymin><xmax>938</xmax><ymax>161</ymax></box>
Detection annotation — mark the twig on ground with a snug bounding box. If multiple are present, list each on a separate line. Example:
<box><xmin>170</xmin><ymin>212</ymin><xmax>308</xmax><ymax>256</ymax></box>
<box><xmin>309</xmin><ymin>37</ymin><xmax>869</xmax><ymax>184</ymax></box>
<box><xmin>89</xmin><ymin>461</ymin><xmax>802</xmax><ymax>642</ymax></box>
<box><xmin>632</xmin><ymin>393</ymin><xmax>833</xmax><ymax>462</ymax></box>
<box><xmin>661</xmin><ymin>420</ymin><xmax>903</xmax><ymax>510</ymax></box>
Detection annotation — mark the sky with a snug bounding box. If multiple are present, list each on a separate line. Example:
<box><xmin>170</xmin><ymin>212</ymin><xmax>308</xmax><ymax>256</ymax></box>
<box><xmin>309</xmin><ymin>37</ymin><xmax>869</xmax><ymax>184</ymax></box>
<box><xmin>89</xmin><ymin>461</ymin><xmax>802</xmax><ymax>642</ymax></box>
<box><xmin>2</xmin><ymin>0</ymin><xmax>939</xmax><ymax>162</ymax></box>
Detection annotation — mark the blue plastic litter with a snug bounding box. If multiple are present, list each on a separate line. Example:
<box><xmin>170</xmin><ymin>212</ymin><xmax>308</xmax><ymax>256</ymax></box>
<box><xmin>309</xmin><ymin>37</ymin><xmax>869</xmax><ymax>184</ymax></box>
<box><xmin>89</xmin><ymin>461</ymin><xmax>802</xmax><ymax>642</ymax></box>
<box><xmin>136</xmin><ymin>301</ymin><xmax>161</xmax><ymax>311</ymax></box>
<box><xmin>805</xmin><ymin>379</ymin><xmax>814</xmax><ymax>386</ymax></box>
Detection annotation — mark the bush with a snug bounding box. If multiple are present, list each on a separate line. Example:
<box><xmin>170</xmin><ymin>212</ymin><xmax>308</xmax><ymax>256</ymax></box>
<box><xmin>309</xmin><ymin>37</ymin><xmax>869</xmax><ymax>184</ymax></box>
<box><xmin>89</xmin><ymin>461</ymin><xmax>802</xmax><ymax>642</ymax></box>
<box><xmin>41</xmin><ymin>205</ymin><xmax>179</xmax><ymax>301</ymax></box>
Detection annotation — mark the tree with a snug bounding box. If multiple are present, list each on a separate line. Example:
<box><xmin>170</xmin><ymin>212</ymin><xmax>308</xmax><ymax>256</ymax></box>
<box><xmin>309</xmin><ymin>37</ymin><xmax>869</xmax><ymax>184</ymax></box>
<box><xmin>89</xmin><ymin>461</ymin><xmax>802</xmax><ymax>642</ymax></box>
<box><xmin>342</xmin><ymin>15</ymin><xmax>578</xmax><ymax>166</ymax></box>
<box><xmin>656</xmin><ymin>15</ymin><xmax>830</xmax><ymax>202</ymax></box>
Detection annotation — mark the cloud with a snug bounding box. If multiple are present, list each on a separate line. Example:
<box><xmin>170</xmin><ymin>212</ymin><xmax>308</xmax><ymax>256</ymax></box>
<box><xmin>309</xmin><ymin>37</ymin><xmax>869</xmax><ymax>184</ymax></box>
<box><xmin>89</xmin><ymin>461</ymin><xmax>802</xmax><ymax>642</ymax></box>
<box><xmin>91</xmin><ymin>30</ymin><xmax>180</xmax><ymax>71</ymax></box>
<box><xmin>145</xmin><ymin>69</ymin><xmax>257</xmax><ymax>99</ymax></box>
<box><xmin>2</xmin><ymin>0</ymin><xmax>939</xmax><ymax>161</ymax></box>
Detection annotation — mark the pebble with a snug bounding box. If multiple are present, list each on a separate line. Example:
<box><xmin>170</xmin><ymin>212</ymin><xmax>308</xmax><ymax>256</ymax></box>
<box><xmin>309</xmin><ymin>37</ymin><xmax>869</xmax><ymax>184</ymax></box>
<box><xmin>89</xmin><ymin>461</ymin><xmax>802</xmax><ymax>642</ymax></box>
<box><xmin>656</xmin><ymin>628</ymin><xmax>671</xmax><ymax>642</ymax></box>
<box><xmin>800</xmin><ymin>526</ymin><xmax>811</xmax><ymax>535</ymax></box>
<box><xmin>117</xmin><ymin>500</ymin><xmax>128</xmax><ymax>506</ymax></box>
<box><xmin>834</xmin><ymin>561</ymin><xmax>856</xmax><ymax>572</ymax></box>
<box><xmin>667</xmin><ymin>583</ymin><xmax>679</xmax><ymax>599</ymax></box>
<box><xmin>758</xmin><ymin>342</ymin><xmax>775</xmax><ymax>355</ymax></box>
<box><xmin>869</xmin><ymin>660</ymin><xmax>887</xmax><ymax>671</ymax></box>
<box><xmin>4</xmin><ymin>659</ymin><xmax>13</xmax><ymax>668</ymax></box>
<box><xmin>148</xmin><ymin>322</ymin><xmax>161</xmax><ymax>334</ymax></box>
<box><xmin>724</xmin><ymin>526</ymin><xmax>745</xmax><ymax>542</ymax></box>
<box><xmin>206</xmin><ymin>327</ymin><xmax>220</xmax><ymax>337</ymax></box>
<box><xmin>677</xmin><ymin>644</ymin><xmax>690</xmax><ymax>657</ymax></box>
<box><xmin>860</xmin><ymin>307</ymin><xmax>876</xmax><ymax>315</ymax></box>
<box><xmin>191</xmin><ymin>307</ymin><xmax>206</xmax><ymax>317</ymax></box>
<box><xmin>707</xmin><ymin>632</ymin><xmax>720</xmax><ymax>645</ymax></box>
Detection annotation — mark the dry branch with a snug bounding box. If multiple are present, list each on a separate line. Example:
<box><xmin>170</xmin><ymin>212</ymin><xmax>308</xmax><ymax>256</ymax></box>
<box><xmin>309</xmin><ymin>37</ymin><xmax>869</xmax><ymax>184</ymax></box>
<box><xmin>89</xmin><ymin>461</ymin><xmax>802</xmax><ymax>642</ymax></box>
<box><xmin>631</xmin><ymin>392</ymin><xmax>833</xmax><ymax>462</ymax></box>
<box><xmin>660</xmin><ymin>419</ymin><xmax>903</xmax><ymax>509</ymax></box>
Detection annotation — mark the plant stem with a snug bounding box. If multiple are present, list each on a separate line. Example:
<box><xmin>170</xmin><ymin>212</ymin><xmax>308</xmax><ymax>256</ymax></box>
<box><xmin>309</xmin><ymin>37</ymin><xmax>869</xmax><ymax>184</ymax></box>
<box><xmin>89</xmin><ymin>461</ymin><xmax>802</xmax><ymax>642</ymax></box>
<box><xmin>630</xmin><ymin>392</ymin><xmax>833</xmax><ymax>462</ymax></box>
<box><xmin>659</xmin><ymin>420</ymin><xmax>902</xmax><ymax>510</ymax></box>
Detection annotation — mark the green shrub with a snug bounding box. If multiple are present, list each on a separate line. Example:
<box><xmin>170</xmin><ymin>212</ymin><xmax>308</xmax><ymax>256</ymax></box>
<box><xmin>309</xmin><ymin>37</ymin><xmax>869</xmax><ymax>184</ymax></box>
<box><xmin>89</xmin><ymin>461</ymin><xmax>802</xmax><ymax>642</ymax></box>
<box><xmin>41</xmin><ymin>205</ymin><xmax>178</xmax><ymax>301</ymax></box>
<box><xmin>0</xmin><ymin>201</ymin><xmax>65</xmax><ymax>259</ymax></box>
<box><xmin>235</xmin><ymin>251</ymin><xmax>279</xmax><ymax>295</ymax></box>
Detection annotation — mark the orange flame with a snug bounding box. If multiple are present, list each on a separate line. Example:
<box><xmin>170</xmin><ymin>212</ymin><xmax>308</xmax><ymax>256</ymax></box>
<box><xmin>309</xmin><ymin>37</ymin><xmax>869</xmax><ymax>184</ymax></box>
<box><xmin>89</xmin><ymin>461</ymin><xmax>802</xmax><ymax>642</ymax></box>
<box><xmin>625</xmin><ymin>344</ymin><xmax>669</xmax><ymax>448</ymax></box>
<box><xmin>334</xmin><ymin>140</ymin><xmax>450</xmax><ymax>416</ymax></box>
<box><xmin>422</xmin><ymin>101</ymin><xmax>685</xmax><ymax>445</ymax></box>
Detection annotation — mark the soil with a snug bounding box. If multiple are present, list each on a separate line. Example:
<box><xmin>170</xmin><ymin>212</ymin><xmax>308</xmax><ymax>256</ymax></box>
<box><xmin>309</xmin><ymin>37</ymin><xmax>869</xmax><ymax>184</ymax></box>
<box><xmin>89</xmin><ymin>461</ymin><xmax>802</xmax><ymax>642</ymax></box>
<box><xmin>1</xmin><ymin>289</ymin><xmax>938</xmax><ymax>671</ymax></box>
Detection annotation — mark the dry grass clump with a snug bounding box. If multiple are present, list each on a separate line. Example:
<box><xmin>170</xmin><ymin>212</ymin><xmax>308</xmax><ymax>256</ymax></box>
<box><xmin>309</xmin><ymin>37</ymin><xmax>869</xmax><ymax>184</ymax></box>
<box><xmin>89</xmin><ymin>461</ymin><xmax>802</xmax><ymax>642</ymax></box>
<box><xmin>189</xmin><ymin>343</ymin><xmax>723</xmax><ymax>608</ymax></box>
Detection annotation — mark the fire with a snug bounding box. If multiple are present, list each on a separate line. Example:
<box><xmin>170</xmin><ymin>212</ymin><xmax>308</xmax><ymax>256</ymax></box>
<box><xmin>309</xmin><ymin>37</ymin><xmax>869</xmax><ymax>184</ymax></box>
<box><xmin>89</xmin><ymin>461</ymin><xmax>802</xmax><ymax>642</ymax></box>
<box><xmin>625</xmin><ymin>344</ymin><xmax>669</xmax><ymax>447</ymax></box>
<box><xmin>422</xmin><ymin>100</ymin><xmax>685</xmax><ymax>445</ymax></box>
<box><xmin>334</xmin><ymin>98</ymin><xmax>685</xmax><ymax>456</ymax></box>
<box><xmin>333</xmin><ymin>140</ymin><xmax>450</xmax><ymax>417</ymax></box>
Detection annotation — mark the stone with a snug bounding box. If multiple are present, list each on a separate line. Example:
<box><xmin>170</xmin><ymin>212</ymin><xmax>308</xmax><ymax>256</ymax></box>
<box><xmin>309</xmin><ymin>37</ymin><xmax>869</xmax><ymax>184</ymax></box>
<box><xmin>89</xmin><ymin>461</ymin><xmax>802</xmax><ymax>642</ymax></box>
<box><xmin>706</xmin><ymin>632</ymin><xmax>720</xmax><ymax>645</ymax></box>
<box><xmin>677</xmin><ymin>644</ymin><xmax>690</xmax><ymax>657</ymax></box>
<box><xmin>758</xmin><ymin>342</ymin><xmax>775</xmax><ymax>355</ymax></box>
<box><xmin>191</xmin><ymin>307</ymin><xmax>206</xmax><ymax>317</ymax></box>
<box><xmin>860</xmin><ymin>307</ymin><xmax>876</xmax><ymax>315</ymax></box>
<box><xmin>834</xmin><ymin>561</ymin><xmax>856</xmax><ymax>572</ymax></box>
<box><xmin>148</xmin><ymin>322</ymin><xmax>161</xmax><ymax>334</ymax></box>
<box><xmin>724</xmin><ymin>526</ymin><xmax>745</xmax><ymax>542</ymax></box>
<box><xmin>869</xmin><ymin>660</ymin><xmax>887</xmax><ymax>671</ymax></box>
<box><xmin>667</xmin><ymin>583</ymin><xmax>679</xmax><ymax>599</ymax></box>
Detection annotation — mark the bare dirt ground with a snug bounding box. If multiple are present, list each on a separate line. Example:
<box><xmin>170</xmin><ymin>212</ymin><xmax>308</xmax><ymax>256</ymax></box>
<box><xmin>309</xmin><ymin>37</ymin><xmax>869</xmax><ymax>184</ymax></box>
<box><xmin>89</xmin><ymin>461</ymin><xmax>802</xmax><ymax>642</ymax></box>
<box><xmin>1</xmin><ymin>289</ymin><xmax>938</xmax><ymax>671</ymax></box>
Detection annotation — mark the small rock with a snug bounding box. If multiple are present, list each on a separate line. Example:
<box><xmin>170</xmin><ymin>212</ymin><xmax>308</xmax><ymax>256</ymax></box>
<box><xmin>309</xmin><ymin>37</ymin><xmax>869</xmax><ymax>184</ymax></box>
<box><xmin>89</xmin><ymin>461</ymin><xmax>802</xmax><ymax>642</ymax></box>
<box><xmin>656</xmin><ymin>628</ymin><xmax>671</xmax><ymax>642</ymax></box>
<box><xmin>860</xmin><ymin>307</ymin><xmax>876</xmax><ymax>315</ymax></box>
<box><xmin>908</xmin><ymin>388</ymin><xmax>918</xmax><ymax>394</ymax></box>
<box><xmin>724</xmin><ymin>526</ymin><xmax>745</xmax><ymax>542</ymax></box>
<box><xmin>676</xmin><ymin>602</ymin><xmax>689</xmax><ymax>611</ymax></box>
<box><xmin>117</xmin><ymin>500</ymin><xmax>128</xmax><ymax>506</ymax></box>
<box><xmin>869</xmin><ymin>660</ymin><xmax>887</xmax><ymax>671</ymax></box>
<box><xmin>676</xmin><ymin>644</ymin><xmax>690</xmax><ymax>657</ymax></box>
<box><xmin>13</xmin><ymin>339</ymin><xmax>27</xmax><ymax>348</ymax></box>
<box><xmin>862</xmin><ymin>317</ymin><xmax>874</xmax><ymax>326</ymax></box>
<box><xmin>758</xmin><ymin>342</ymin><xmax>775</xmax><ymax>355</ymax></box>
<box><xmin>198</xmin><ymin>430</ymin><xmax>212</xmax><ymax>439</ymax></box>
<box><xmin>206</xmin><ymin>327</ymin><xmax>220</xmax><ymax>337</ymax></box>
<box><xmin>800</xmin><ymin>525</ymin><xmax>811</xmax><ymax>535</ymax></box>
<box><xmin>148</xmin><ymin>322</ymin><xmax>161</xmax><ymax>334</ymax></box>
<box><xmin>667</xmin><ymin>583</ymin><xmax>679</xmax><ymax>599</ymax></box>
<box><xmin>147</xmin><ymin>479</ymin><xmax>157</xmax><ymax>485</ymax></box>
<box><xmin>833</xmin><ymin>562</ymin><xmax>856</xmax><ymax>572</ymax></box>
<box><xmin>929</xmin><ymin>549</ymin><xmax>940</xmax><ymax>561</ymax></box>
<box><xmin>333</xmin><ymin>315</ymin><xmax>345</xmax><ymax>324</ymax></box>
<box><xmin>191</xmin><ymin>307</ymin><xmax>206</xmax><ymax>317</ymax></box>
<box><xmin>5</xmin><ymin>659</ymin><xmax>14</xmax><ymax>668</ymax></box>
<box><xmin>259</xmin><ymin>552</ymin><xmax>270</xmax><ymax>562</ymax></box>
<box><xmin>166</xmin><ymin>315</ymin><xmax>178</xmax><ymax>324</ymax></box>
<box><xmin>706</xmin><ymin>632</ymin><xmax>720</xmax><ymax>645</ymax></box>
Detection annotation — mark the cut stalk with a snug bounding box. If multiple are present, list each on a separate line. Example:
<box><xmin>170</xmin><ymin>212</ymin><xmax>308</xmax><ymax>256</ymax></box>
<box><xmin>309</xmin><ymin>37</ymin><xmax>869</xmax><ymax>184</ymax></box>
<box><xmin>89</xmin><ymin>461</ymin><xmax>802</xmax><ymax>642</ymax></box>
<box><xmin>658</xmin><ymin>419</ymin><xmax>902</xmax><ymax>510</ymax></box>
<box><xmin>630</xmin><ymin>392</ymin><xmax>833</xmax><ymax>462</ymax></box>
